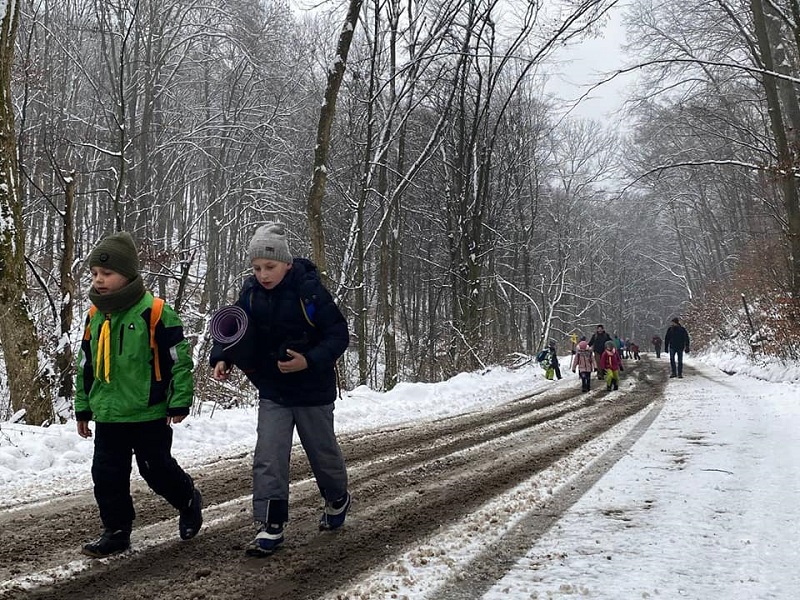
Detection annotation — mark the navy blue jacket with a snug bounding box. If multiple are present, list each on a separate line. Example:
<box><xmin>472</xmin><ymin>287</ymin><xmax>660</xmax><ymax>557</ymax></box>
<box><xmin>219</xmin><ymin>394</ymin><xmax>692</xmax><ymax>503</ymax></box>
<box><xmin>588</xmin><ymin>331</ymin><xmax>612</xmax><ymax>355</ymax></box>
<box><xmin>664</xmin><ymin>324</ymin><xmax>690</xmax><ymax>353</ymax></box>
<box><xmin>210</xmin><ymin>258</ymin><xmax>349</xmax><ymax>406</ymax></box>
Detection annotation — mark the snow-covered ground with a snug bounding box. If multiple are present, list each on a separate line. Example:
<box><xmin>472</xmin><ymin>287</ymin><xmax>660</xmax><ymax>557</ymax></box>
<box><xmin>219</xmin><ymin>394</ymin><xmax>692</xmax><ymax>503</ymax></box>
<box><xmin>2</xmin><ymin>351</ymin><xmax>799</xmax><ymax>598</ymax></box>
<box><xmin>482</xmin><ymin>357</ymin><xmax>800</xmax><ymax>599</ymax></box>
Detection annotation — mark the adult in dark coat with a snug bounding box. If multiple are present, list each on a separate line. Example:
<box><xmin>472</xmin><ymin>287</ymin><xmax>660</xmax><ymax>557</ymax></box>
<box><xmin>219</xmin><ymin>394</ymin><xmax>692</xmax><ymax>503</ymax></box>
<box><xmin>587</xmin><ymin>324</ymin><xmax>612</xmax><ymax>379</ymax></box>
<box><xmin>664</xmin><ymin>317</ymin><xmax>690</xmax><ymax>378</ymax></box>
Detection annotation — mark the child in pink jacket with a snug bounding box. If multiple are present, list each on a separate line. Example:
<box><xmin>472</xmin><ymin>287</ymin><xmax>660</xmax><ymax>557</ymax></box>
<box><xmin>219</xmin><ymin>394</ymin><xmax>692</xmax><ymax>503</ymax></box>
<box><xmin>571</xmin><ymin>340</ymin><xmax>595</xmax><ymax>392</ymax></box>
<box><xmin>600</xmin><ymin>340</ymin><xmax>622</xmax><ymax>391</ymax></box>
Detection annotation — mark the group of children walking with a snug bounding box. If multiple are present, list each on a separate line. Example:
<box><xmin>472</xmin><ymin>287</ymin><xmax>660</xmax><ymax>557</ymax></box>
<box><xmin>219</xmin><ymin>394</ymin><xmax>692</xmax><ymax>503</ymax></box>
<box><xmin>538</xmin><ymin>324</ymin><xmax>625</xmax><ymax>393</ymax></box>
<box><xmin>545</xmin><ymin>319</ymin><xmax>689</xmax><ymax>393</ymax></box>
<box><xmin>569</xmin><ymin>324</ymin><xmax>623</xmax><ymax>392</ymax></box>
<box><xmin>75</xmin><ymin>223</ymin><xmax>350</xmax><ymax>559</ymax></box>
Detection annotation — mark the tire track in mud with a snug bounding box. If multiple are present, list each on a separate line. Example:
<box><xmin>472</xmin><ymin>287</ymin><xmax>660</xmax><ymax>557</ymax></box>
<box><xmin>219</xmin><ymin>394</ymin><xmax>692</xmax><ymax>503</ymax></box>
<box><xmin>1</xmin><ymin>359</ymin><xmax>669</xmax><ymax>600</ymax></box>
<box><xmin>0</xmin><ymin>378</ymin><xmax>580</xmax><ymax>585</ymax></box>
<box><xmin>433</xmin><ymin>394</ymin><xmax>667</xmax><ymax>599</ymax></box>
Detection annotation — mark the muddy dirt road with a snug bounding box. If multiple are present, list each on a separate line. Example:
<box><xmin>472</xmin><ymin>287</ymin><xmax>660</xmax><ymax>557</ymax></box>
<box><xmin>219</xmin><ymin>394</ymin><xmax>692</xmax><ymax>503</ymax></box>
<box><xmin>0</xmin><ymin>358</ymin><xmax>669</xmax><ymax>600</ymax></box>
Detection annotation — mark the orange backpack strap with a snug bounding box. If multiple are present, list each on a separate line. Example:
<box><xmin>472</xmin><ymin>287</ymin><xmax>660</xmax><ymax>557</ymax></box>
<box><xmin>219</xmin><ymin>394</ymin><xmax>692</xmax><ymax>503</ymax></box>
<box><xmin>150</xmin><ymin>297</ymin><xmax>165</xmax><ymax>381</ymax></box>
<box><xmin>83</xmin><ymin>305</ymin><xmax>98</xmax><ymax>341</ymax></box>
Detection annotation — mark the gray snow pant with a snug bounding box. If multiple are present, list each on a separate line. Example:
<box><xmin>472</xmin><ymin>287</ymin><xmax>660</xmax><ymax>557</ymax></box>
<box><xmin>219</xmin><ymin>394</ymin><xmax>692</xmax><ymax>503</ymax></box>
<box><xmin>253</xmin><ymin>398</ymin><xmax>348</xmax><ymax>525</ymax></box>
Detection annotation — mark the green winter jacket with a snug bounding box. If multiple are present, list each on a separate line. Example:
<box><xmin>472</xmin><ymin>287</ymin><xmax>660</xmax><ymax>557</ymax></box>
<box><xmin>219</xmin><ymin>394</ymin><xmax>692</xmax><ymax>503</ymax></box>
<box><xmin>75</xmin><ymin>293</ymin><xmax>194</xmax><ymax>423</ymax></box>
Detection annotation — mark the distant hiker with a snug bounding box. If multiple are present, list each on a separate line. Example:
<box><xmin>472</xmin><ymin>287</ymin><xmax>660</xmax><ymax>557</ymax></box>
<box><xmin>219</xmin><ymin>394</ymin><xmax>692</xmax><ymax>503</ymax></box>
<box><xmin>571</xmin><ymin>340</ymin><xmax>595</xmax><ymax>392</ymax></box>
<box><xmin>630</xmin><ymin>342</ymin><xmax>640</xmax><ymax>360</ymax></box>
<box><xmin>210</xmin><ymin>222</ymin><xmax>350</xmax><ymax>557</ymax></box>
<box><xmin>549</xmin><ymin>340</ymin><xmax>562</xmax><ymax>380</ymax></box>
<box><xmin>75</xmin><ymin>232</ymin><xmax>202</xmax><ymax>558</ymax></box>
<box><xmin>600</xmin><ymin>340</ymin><xmax>623</xmax><ymax>391</ymax></box>
<box><xmin>664</xmin><ymin>317</ymin><xmax>690</xmax><ymax>378</ymax></box>
<box><xmin>570</xmin><ymin>332</ymin><xmax>578</xmax><ymax>355</ymax></box>
<box><xmin>652</xmin><ymin>335</ymin><xmax>662</xmax><ymax>358</ymax></box>
<box><xmin>536</xmin><ymin>341</ymin><xmax>561</xmax><ymax>380</ymax></box>
<box><xmin>588</xmin><ymin>324</ymin><xmax>613</xmax><ymax>380</ymax></box>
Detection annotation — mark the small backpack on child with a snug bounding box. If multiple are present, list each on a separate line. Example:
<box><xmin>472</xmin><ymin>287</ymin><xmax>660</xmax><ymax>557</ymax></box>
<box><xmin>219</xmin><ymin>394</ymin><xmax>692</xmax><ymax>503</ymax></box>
<box><xmin>536</xmin><ymin>348</ymin><xmax>555</xmax><ymax>380</ymax></box>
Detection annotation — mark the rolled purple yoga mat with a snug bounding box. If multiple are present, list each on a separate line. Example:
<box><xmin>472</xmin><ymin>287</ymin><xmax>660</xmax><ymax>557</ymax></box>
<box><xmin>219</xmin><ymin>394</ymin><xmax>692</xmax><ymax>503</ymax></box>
<box><xmin>210</xmin><ymin>305</ymin><xmax>249</xmax><ymax>345</ymax></box>
<box><xmin>210</xmin><ymin>305</ymin><xmax>260</xmax><ymax>372</ymax></box>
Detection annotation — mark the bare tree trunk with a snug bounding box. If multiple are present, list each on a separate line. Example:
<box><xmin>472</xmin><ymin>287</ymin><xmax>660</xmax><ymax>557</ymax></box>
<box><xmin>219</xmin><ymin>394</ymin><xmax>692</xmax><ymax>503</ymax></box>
<box><xmin>0</xmin><ymin>0</ymin><xmax>51</xmax><ymax>424</ymax></box>
<box><xmin>379</xmin><ymin>0</ymin><xmax>400</xmax><ymax>390</ymax></box>
<box><xmin>306</xmin><ymin>0</ymin><xmax>363</xmax><ymax>284</ymax></box>
<box><xmin>750</xmin><ymin>0</ymin><xmax>800</xmax><ymax>299</ymax></box>
<box><xmin>376</xmin><ymin>126</ymin><xmax>397</xmax><ymax>389</ymax></box>
<box><xmin>173</xmin><ymin>258</ymin><xmax>192</xmax><ymax>313</ymax></box>
<box><xmin>350</xmin><ymin>0</ymin><xmax>381</xmax><ymax>387</ymax></box>
<box><xmin>94</xmin><ymin>0</ymin><xmax>134</xmax><ymax>231</ymax></box>
<box><xmin>55</xmin><ymin>171</ymin><xmax>76</xmax><ymax>411</ymax></box>
<box><xmin>353</xmin><ymin>195</ymin><xmax>368</xmax><ymax>385</ymax></box>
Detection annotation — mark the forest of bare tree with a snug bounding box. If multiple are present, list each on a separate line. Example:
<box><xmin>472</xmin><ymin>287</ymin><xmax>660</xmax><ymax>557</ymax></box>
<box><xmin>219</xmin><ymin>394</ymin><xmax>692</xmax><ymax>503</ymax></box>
<box><xmin>0</xmin><ymin>0</ymin><xmax>797</xmax><ymax>425</ymax></box>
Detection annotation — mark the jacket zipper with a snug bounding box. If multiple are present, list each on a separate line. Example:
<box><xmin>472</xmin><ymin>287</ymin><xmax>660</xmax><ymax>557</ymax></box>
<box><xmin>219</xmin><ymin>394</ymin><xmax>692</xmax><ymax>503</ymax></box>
<box><xmin>119</xmin><ymin>323</ymin><xmax>125</xmax><ymax>354</ymax></box>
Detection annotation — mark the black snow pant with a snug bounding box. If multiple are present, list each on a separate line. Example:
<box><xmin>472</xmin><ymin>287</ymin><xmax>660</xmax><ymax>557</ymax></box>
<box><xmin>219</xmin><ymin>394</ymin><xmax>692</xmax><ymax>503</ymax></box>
<box><xmin>579</xmin><ymin>371</ymin><xmax>592</xmax><ymax>392</ymax></box>
<box><xmin>92</xmin><ymin>420</ymin><xmax>195</xmax><ymax>533</ymax></box>
<box><xmin>552</xmin><ymin>361</ymin><xmax>562</xmax><ymax>380</ymax></box>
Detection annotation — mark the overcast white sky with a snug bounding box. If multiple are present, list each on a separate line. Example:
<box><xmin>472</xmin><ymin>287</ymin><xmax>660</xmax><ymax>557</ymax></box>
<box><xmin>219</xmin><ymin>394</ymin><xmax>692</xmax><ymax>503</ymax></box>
<box><xmin>294</xmin><ymin>0</ymin><xmax>634</xmax><ymax>122</ymax></box>
<box><xmin>543</xmin><ymin>2</ymin><xmax>633</xmax><ymax>121</ymax></box>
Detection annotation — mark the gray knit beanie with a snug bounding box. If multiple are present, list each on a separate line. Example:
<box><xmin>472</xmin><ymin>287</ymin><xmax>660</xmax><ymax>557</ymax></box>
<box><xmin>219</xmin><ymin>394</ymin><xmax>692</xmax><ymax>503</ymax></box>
<box><xmin>248</xmin><ymin>222</ymin><xmax>292</xmax><ymax>264</ymax></box>
<box><xmin>89</xmin><ymin>231</ymin><xmax>140</xmax><ymax>280</ymax></box>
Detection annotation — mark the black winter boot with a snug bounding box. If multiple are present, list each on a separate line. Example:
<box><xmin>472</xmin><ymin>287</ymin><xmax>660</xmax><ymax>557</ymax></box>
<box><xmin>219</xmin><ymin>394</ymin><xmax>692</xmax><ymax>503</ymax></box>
<box><xmin>179</xmin><ymin>488</ymin><xmax>203</xmax><ymax>540</ymax></box>
<box><xmin>82</xmin><ymin>529</ymin><xmax>130</xmax><ymax>558</ymax></box>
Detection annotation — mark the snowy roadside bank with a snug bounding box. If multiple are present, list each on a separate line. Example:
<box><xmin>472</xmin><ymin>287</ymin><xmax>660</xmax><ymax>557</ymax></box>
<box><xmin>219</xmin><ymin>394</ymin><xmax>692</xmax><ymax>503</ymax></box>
<box><xmin>476</xmin><ymin>359</ymin><xmax>800</xmax><ymax>599</ymax></box>
<box><xmin>1</xmin><ymin>363</ymin><xmax>551</xmax><ymax>507</ymax></box>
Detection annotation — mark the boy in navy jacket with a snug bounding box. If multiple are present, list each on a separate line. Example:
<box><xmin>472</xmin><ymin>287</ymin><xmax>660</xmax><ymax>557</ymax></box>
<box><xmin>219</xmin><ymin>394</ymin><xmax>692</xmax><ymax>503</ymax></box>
<box><xmin>211</xmin><ymin>222</ymin><xmax>350</xmax><ymax>556</ymax></box>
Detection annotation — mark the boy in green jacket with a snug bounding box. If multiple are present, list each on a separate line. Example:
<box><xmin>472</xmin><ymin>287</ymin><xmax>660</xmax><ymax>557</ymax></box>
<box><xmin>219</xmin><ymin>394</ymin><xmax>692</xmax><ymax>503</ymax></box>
<box><xmin>75</xmin><ymin>231</ymin><xmax>202</xmax><ymax>557</ymax></box>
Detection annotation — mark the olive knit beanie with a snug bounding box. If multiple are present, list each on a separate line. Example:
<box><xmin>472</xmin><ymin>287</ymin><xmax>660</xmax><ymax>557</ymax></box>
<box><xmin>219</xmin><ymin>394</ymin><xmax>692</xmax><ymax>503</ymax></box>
<box><xmin>89</xmin><ymin>231</ymin><xmax>140</xmax><ymax>280</ymax></box>
<box><xmin>248</xmin><ymin>222</ymin><xmax>292</xmax><ymax>264</ymax></box>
